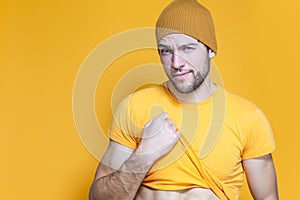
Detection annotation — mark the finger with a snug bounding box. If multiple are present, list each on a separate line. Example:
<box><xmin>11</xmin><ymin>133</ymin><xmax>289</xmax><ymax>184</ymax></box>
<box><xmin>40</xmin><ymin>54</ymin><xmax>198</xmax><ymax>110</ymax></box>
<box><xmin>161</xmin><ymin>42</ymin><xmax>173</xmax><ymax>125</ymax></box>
<box><xmin>156</xmin><ymin>112</ymin><xmax>168</xmax><ymax>120</ymax></box>
<box><xmin>166</xmin><ymin>118</ymin><xmax>173</xmax><ymax>125</ymax></box>
<box><xmin>166</xmin><ymin>119</ymin><xmax>178</xmax><ymax>130</ymax></box>
<box><xmin>145</xmin><ymin>112</ymin><xmax>167</xmax><ymax>128</ymax></box>
<box><xmin>144</xmin><ymin>119</ymin><xmax>153</xmax><ymax>128</ymax></box>
<box><xmin>172</xmin><ymin>130</ymin><xmax>181</xmax><ymax>141</ymax></box>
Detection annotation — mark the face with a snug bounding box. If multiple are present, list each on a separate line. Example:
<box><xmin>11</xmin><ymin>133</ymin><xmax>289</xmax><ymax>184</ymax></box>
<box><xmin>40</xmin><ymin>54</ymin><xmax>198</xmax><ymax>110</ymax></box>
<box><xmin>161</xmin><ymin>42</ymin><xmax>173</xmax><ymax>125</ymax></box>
<box><xmin>158</xmin><ymin>34</ymin><xmax>214</xmax><ymax>93</ymax></box>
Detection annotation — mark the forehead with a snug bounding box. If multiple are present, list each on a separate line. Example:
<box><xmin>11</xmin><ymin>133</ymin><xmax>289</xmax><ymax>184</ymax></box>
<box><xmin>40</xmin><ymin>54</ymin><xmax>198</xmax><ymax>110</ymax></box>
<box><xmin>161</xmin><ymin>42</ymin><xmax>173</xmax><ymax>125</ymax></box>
<box><xmin>158</xmin><ymin>33</ymin><xmax>198</xmax><ymax>46</ymax></box>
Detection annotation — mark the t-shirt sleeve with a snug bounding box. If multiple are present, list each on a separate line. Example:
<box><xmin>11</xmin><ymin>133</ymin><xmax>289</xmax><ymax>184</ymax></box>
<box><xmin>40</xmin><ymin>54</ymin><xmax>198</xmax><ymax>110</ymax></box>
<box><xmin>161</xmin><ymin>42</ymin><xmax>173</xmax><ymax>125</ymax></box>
<box><xmin>242</xmin><ymin>108</ymin><xmax>276</xmax><ymax>160</ymax></box>
<box><xmin>107</xmin><ymin>96</ymin><xmax>143</xmax><ymax>149</ymax></box>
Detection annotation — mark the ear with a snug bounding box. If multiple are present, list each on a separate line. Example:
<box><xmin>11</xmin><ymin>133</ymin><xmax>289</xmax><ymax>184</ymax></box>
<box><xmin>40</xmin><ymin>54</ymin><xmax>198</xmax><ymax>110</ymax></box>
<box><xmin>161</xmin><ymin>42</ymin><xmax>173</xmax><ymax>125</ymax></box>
<box><xmin>208</xmin><ymin>49</ymin><xmax>216</xmax><ymax>59</ymax></box>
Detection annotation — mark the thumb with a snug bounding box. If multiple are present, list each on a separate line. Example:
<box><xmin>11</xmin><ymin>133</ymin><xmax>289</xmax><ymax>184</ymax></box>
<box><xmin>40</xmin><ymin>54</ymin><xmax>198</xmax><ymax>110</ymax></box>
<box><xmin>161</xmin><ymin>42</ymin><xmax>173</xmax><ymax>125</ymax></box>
<box><xmin>156</xmin><ymin>112</ymin><xmax>168</xmax><ymax>120</ymax></box>
<box><xmin>144</xmin><ymin>112</ymin><xmax>168</xmax><ymax>128</ymax></box>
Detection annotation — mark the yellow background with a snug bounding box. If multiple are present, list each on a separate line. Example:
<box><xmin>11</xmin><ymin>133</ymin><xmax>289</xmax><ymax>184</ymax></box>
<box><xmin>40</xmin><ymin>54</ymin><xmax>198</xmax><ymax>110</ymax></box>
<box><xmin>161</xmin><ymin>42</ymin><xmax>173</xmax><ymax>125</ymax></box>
<box><xmin>1</xmin><ymin>0</ymin><xmax>299</xmax><ymax>199</ymax></box>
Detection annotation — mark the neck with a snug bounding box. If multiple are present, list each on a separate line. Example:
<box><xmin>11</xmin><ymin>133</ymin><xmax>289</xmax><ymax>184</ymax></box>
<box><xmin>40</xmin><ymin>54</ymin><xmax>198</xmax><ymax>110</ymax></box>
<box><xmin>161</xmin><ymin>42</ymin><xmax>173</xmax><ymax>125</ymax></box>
<box><xmin>167</xmin><ymin>76</ymin><xmax>217</xmax><ymax>103</ymax></box>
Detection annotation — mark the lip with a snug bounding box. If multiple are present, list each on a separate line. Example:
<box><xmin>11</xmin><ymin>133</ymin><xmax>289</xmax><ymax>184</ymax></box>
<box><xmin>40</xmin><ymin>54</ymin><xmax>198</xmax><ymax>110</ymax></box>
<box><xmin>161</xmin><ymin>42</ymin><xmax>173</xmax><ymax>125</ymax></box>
<box><xmin>173</xmin><ymin>71</ymin><xmax>192</xmax><ymax>79</ymax></box>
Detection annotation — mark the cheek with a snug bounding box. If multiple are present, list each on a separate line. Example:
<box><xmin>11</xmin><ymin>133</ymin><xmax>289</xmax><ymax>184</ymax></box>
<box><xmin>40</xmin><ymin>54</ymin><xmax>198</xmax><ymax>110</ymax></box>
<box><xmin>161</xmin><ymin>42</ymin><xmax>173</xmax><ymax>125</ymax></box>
<box><xmin>187</xmin><ymin>55</ymin><xmax>208</xmax><ymax>69</ymax></box>
<box><xmin>160</xmin><ymin>55</ymin><xmax>172</xmax><ymax>67</ymax></box>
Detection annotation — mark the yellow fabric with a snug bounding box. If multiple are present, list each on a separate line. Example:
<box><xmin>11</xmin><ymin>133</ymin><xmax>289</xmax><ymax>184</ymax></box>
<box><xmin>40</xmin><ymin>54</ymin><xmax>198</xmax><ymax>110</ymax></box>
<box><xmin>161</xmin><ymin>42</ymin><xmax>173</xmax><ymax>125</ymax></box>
<box><xmin>156</xmin><ymin>0</ymin><xmax>218</xmax><ymax>53</ymax></box>
<box><xmin>108</xmin><ymin>84</ymin><xmax>275</xmax><ymax>200</ymax></box>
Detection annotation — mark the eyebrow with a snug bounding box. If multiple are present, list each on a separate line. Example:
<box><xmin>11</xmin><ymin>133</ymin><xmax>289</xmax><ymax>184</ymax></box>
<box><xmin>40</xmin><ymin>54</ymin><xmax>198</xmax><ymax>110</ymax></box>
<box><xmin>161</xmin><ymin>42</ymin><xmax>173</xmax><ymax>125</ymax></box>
<box><xmin>180</xmin><ymin>43</ymin><xmax>199</xmax><ymax>47</ymax></box>
<box><xmin>158</xmin><ymin>43</ymin><xmax>199</xmax><ymax>48</ymax></box>
<box><xmin>157</xmin><ymin>44</ymin><xmax>171</xmax><ymax>49</ymax></box>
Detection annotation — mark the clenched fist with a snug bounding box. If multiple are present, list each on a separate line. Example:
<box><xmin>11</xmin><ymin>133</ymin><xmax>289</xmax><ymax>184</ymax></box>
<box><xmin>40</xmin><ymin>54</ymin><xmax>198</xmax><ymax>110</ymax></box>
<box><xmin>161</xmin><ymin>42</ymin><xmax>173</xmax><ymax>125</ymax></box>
<box><xmin>136</xmin><ymin>112</ymin><xmax>181</xmax><ymax>161</ymax></box>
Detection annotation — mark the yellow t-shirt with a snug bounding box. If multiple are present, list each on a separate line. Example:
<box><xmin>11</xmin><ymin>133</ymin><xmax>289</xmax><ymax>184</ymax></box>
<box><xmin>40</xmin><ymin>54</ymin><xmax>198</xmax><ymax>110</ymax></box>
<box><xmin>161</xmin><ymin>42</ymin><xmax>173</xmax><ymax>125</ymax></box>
<box><xmin>108</xmin><ymin>84</ymin><xmax>275</xmax><ymax>200</ymax></box>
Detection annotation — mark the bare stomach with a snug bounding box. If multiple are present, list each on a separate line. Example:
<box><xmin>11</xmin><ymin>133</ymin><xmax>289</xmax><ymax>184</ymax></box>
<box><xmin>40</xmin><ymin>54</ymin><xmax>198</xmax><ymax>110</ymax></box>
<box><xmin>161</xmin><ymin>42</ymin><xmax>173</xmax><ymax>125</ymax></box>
<box><xmin>135</xmin><ymin>185</ymin><xmax>219</xmax><ymax>200</ymax></box>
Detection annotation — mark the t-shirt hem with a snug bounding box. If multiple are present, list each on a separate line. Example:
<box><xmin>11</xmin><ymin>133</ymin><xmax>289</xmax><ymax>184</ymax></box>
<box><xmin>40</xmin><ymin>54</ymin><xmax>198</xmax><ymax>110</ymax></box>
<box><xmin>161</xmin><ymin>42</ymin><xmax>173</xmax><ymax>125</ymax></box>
<box><xmin>141</xmin><ymin>183</ymin><xmax>210</xmax><ymax>191</ymax></box>
<box><xmin>242</xmin><ymin>147</ymin><xmax>276</xmax><ymax>160</ymax></box>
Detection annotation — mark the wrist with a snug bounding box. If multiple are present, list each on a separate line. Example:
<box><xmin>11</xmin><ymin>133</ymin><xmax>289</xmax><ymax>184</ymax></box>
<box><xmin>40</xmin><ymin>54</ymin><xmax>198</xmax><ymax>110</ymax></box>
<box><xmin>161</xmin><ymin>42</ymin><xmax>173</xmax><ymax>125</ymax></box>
<box><xmin>119</xmin><ymin>150</ymin><xmax>155</xmax><ymax>174</ymax></box>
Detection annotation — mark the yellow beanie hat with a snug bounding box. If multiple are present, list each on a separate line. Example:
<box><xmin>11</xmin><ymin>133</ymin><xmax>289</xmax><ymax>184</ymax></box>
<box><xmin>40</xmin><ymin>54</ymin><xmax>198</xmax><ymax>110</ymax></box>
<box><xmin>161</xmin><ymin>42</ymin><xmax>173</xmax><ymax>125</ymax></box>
<box><xmin>156</xmin><ymin>0</ymin><xmax>217</xmax><ymax>53</ymax></box>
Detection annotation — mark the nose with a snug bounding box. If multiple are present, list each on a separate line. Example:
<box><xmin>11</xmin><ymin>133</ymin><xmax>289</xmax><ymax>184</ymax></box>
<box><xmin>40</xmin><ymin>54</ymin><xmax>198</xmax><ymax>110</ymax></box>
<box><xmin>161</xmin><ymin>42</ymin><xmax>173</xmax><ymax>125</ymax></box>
<box><xmin>171</xmin><ymin>51</ymin><xmax>185</xmax><ymax>70</ymax></box>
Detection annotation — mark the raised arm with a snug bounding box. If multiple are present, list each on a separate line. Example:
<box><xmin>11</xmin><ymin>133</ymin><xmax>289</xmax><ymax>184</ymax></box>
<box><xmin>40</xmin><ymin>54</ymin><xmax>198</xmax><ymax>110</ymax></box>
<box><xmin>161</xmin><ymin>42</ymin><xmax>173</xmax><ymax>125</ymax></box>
<box><xmin>243</xmin><ymin>154</ymin><xmax>279</xmax><ymax>200</ymax></box>
<box><xmin>89</xmin><ymin>113</ymin><xmax>181</xmax><ymax>200</ymax></box>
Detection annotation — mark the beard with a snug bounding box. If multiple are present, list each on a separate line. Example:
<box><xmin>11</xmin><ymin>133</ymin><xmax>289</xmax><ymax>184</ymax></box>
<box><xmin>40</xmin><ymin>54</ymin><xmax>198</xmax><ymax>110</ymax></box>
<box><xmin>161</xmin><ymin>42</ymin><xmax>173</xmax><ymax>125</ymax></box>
<box><xmin>168</xmin><ymin>66</ymin><xmax>210</xmax><ymax>94</ymax></box>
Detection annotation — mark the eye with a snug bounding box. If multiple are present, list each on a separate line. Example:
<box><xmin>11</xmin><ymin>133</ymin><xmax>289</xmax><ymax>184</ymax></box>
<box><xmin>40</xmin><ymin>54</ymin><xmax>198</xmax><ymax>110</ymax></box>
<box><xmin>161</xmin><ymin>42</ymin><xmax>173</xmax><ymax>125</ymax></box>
<box><xmin>183</xmin><ymin>46</ymin><xmax>195</xmax><ymax>52</ymax></box>
<box><xmin>159</xmin><ymin>48</ymin><xmax>173</xmax><ymax>56</ymax></box>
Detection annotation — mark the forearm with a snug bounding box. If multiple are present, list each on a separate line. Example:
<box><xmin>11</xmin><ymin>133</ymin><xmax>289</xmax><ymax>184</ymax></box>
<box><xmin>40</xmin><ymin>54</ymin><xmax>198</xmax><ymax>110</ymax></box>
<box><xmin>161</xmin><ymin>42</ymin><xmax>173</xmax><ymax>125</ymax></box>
<box><xmin>89</xmin><ymin>113</ymin><xmax>180</xmax><ymax>199</ymax></box>
<box><xmin>89</xmin><ymin>152</ymin><xmax>155</xmax><ymax>200</ymax></box>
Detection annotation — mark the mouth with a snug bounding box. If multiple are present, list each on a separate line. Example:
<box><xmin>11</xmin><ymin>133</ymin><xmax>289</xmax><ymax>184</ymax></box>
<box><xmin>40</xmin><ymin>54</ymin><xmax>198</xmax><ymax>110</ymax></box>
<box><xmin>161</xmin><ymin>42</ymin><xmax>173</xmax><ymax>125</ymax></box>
<box><xmin>173</xmin><ymin>71</ymin><xmax>192</xmax><ymax>79</ymax></box>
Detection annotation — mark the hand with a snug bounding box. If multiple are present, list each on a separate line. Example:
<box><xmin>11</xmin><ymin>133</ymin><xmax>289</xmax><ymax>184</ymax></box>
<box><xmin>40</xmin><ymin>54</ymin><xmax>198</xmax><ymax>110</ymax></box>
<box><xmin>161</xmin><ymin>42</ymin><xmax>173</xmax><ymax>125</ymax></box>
<box><xmin>136</xmin><ymin>112</ymin><xmax>181</xmax><ymax>161</ymax></box>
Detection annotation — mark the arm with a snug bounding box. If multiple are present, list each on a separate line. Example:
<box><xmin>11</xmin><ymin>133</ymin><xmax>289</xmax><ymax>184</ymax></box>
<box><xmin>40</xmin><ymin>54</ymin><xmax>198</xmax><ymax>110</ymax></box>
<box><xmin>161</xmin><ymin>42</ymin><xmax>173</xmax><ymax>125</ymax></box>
<box><xmin>89</xmin><ymin>113</ymin><xmax>181</xmax><ymax>200</ymax></box>
<box><xmin>243</xmin><ymin>153</ymin><xmax>279</xmax><ymax>200</ymax></box>
<box><xmin>89</xmin><ymin>140</ymin><xmax>154</xmax><ymax>200</ymax></box>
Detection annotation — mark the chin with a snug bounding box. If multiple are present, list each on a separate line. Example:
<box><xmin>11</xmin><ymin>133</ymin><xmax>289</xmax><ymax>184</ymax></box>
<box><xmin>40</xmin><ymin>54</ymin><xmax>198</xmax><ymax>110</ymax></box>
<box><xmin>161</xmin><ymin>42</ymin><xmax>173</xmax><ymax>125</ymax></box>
<box><xmin>172</xmin><ymin>80</ymin><xmax>204</xmax><ymax>94</ymax></box>
<box><xmin>173</xmin><ymin>84</ymin><xmax>195</xmax><ymax>94</ymax></box>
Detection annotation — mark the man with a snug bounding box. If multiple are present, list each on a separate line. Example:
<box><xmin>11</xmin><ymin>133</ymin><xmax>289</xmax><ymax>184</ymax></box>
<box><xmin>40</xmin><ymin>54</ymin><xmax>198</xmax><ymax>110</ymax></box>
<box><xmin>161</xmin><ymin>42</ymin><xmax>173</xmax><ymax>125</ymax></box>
<box><xmin>89</xmin><ymin>0</ymin><xmax>278</xmax><ymax>199</ymax></box>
